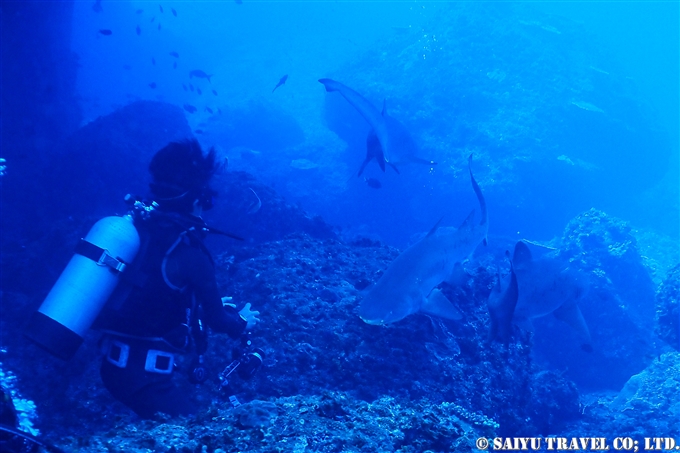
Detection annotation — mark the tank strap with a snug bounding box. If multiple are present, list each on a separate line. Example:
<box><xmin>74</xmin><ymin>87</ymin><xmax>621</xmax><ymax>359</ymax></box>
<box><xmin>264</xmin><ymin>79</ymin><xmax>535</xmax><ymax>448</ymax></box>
<box><xmin>75</xmin><ymin>239</ymin><xmax>127</xmax><ymax>273</ymax></box>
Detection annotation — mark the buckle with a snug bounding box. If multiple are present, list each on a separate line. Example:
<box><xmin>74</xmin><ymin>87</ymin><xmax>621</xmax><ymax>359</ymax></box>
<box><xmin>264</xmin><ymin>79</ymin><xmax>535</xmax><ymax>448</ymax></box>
<box><xmin>106</xmin><ymin>341</ymin><xmax>130</xmax><ymax>368</ymax></box>
<box><xmin>145</xmin><ymin>349</ymin><xmax>174</xmax><ymax>374</ymax></box>
<box><xmin>98</xmin><ymin>251</ymin><xmax>127</xmax><ymax>273</ymax></box>
<box><xmin>75</xmin><ymin>239</ymin><xmax>127</xmax><ymax>273</ymax></box>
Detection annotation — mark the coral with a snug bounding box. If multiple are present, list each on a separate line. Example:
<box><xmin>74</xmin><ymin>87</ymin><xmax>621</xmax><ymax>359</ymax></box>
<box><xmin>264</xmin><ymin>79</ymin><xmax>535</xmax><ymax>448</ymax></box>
<box><xmin>234</xmin><ymin>400</ymin><xmax>278</xmax><ymax>429</ymax></box>
<box><xmin>0</xmin><ymin>357</ymin><xmax>40</xmax><ymax>436</ymax></box>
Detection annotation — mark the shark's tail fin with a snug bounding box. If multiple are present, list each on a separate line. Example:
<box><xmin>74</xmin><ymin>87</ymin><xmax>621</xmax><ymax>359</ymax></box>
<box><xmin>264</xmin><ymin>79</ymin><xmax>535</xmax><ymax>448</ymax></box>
<box><xmin>468</xmin><ymin>155</ymin><xmax>487</xmax><ymax>228</ymax></box>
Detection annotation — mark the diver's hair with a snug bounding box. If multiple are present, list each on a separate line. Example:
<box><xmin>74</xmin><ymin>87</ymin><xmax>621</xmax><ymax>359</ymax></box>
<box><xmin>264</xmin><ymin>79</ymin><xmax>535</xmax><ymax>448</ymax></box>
<box><xmin>149</xmin><ymin>139</ymin><xmax>216</xmax><ymax>212</ymax></box>
<box><xmin>149</xmin><ymin>139</ymin><xmax>216</xmax><ymax>194</ymax></box>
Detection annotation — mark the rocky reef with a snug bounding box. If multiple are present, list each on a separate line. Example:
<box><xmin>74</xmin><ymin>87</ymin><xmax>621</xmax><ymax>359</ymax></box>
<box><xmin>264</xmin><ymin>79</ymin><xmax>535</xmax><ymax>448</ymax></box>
<box><xmin>656</xmin><ymin>265</ymin><xmax>680</xmax><ymax>351</ymax></box>
<box><xmin>2</xmin><ymin>170</ymin><xmax>675</xmax><ymax>451</ymax></box>
<box><xmin>530</xmin><ymin>209</ymin><xmax>658</xmax><ymax>390</ymax></box>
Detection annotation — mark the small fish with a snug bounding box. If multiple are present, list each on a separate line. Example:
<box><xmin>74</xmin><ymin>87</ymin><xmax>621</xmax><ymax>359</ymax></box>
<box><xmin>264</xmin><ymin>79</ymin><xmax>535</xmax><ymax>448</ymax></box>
<box><xmin>169</xmin><ymin>51</ymin><xmax>179</xmax><ymax>58</ymax></box>
<box><xmin>92</xmin><ymin>0</ymin><xmax>103</xmax><ymax>13</ymax></box>
<box><xmin>205</xmin><ymin>107</ymin><xmax>213</xmax><ymax>114</ymax></box>
<box><xmin>99</xmin><ymin>29</ymin><xmax>112</xmax><ymax>35</ymax></box>
<box><xmin>272</xmin><ymin>74</ymin><xmax>288</xmax><ymax>93</ymax></box>
<box><xmin>150</xmin><ymin>16</ymin><xmax>156</xmax><ymax>23</ymax></box>
<box><xmin>197</xmin><ymin>88</ymin><xmax>202</xmax><ymax>95</ymax></box>
<box><xmin>235</xmin><ymin>0</ymin><xmax>243</xmax><ymax>4</ymax></box>
<box><xmin>247</xmin><ymin>188</ymin><xmax>262</xmax><ymax>214</ymax></box>
<box><xmin>212</xmin><ymin>89</ymin><xmax>218</xmax><ymax>96</ymax></box>
<box><xmin>123</xmin><ymin>64</ymin><xmax>132</xmax><ymax>70</ymax></box>
<box><xmin>183</xmin><ymin>104</ymin><xmax>197</xmax><ymax>113</ymax></box>
<box><xmin>194</xmin><ymin>130</ymin><xmax>203</xmax><ymax>134</ymax></box>
<box><xmin>136</xmin><ymin>25</ymin><xmax>141</xmax><ymax>35</ymax></box>
<box><xmin>182</xmin><ymin>84</ymin><xmax>188</xmax><ymax>91</ymax></box>
<box><xmin>189</xmin><ymin>69</ymin><xmax>213</xmax><ymax>83</ymax></box>
<box><xmin>136</xmin><ymin>9</ymin><xmax>143</xmax><ymax>14</ymax></box>
<box><xmin>364</xmin><ymin>177</ymin><xmax>382</xmax><ymax>189</ymax></box>
<box><xmin>148</xmin><ymin>82</ymin><xmax>157</xmax><ymax>89</ymax></box>
<box><xmin>218</xmin><ymin>108</ymin><xmax>222</xmax><ymax>115</ymax></box>
<box><xmin>159</xmin><ymin>4</ymin><xmax>164</xmax><ymax>13</ymax></box>
<box><xmin>158</xmin><ymin>23</ymin><xmax>161</xmax><ymax>31</ymax></box>
<box><xmin>173</xmin><ymin>61</ymin><xmax>177</xmax><ymax>69</ymax></box>
<box><xmin>189</xmin><ymin>84</ymin><xmax>194</xmax><ymax>92</ymax></box>
<box><xmin>152</xmin><ymin>57</ymin><xmax>156</xmax><ymax>65</ymax></box>
<box><xmin>171</xmin><ymin>8</ymin><xmax>177</xmax><ymax>16</ymax></box>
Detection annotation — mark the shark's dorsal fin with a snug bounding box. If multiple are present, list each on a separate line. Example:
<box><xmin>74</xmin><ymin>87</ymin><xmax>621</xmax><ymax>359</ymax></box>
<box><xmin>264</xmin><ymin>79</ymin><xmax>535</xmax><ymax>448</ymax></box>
<box><xmin>458</xmin><ymin>210</ymin><xmax>476</xmax><ymax>230</ymax></box>
<box><xmin>381</xmin><ymin>99</ymin><xmax>387</xmax><ymax>116</ymax></box>
<box><xmin>426</xmin><ymin>216</ymin><xmax>445</xmax><ymax>238</ymax></box>
<box><xmin>513</xmin><ymin>241</ymin><xmax>533</xmax><ymax>268</ymax></box>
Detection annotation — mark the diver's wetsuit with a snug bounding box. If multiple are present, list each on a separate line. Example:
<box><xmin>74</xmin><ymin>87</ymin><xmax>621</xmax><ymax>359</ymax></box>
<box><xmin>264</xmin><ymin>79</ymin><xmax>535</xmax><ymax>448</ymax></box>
<box><xmin>97</xmin><ymin>214</ymin><xmax>245</xmax><ymax>418</ymax></box>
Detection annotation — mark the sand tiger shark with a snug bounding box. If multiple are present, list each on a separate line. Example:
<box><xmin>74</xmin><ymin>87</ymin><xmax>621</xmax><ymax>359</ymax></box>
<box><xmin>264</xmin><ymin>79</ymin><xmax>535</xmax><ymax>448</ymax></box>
<box><xmin>358</xmin><ymin>155</ymin><xmax>487</xmax><ymax>325</ymax></box>
<box><xmin>318</xmin><ymin>78</ymin><xmax>436</xmax><ymax>174</ymax></box>
<box><xmin>488</xmin><ymin>241</ymin><xmax>593</xmax><ymax>351</ymax></box>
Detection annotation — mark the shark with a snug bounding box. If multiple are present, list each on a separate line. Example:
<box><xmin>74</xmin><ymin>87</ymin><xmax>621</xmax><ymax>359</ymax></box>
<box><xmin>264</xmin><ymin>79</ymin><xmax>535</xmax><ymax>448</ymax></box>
<box><xmin>318</xmin><ymin>78</ymin><xmax>435</xmax><ymax>172</ymax></box>
<box><xmin>357</xmin><ymin>128</ymin><xmax>400</xmax><ymax>177</ymax></box>
<box><xmin>488</xmin><ymin>241</ymin><xmax>593</xmax><ymax>351</ymax></box>
<box><xmin>487</xmin><ymin>258</ymin><xmax>519</xmax><ymax>345</ymax></box>
<box><xmin>358</xmin><ymin>155</ymin><xmax>488</xmax><ymax>325</ymax></box>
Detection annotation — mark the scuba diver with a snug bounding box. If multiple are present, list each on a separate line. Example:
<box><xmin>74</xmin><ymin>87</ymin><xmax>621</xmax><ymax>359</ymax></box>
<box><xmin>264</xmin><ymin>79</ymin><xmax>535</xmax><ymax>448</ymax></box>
<box><xmin>93</xmin><ymin>139</ymin><xmax>260</xmax><ymax>418</ymax></box>
<box><xmin>25</xmin><ymin>139</ymin><xmax>260</xmax><ymax>418</ymax></box>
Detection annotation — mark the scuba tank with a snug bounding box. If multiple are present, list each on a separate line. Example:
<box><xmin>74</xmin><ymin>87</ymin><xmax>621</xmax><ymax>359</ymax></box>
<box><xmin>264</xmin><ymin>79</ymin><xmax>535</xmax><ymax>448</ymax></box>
<box><xmin>25</xmin><ymin>214</ymin><xmax>141</xmax><ymax>361</ymax></box>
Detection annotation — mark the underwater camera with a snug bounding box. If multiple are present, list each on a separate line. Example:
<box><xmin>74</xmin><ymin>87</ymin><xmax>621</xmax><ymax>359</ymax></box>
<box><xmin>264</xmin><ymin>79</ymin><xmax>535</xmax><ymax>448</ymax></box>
<box><xmin>218</xmin><ymin>333</ymin><xmax>265</xmax><ymax>407</ymax></box>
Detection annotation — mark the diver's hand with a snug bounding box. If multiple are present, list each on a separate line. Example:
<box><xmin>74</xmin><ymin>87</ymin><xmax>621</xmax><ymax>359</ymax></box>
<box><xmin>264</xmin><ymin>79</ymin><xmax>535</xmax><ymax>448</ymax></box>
<box><xmin>221</xmin><ymin>296</ymin><xmax>234</xmax><ymax>307</ymax></box>
<box><xmin>239</xmin><ymin>303</ymin><xmax>260</xmax><ymax>330</ymax></box>
<box><xmin>222</xmin><ymin>297</ymin><xmax>260</xmax><ymax>330</ymax></box>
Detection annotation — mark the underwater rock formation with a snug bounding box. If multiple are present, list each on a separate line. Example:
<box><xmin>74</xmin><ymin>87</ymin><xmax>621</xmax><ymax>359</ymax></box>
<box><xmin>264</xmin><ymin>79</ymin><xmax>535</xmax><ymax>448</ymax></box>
<box><xmin>0</xmin><ymin>1</ymin><xmax>82</xmax><ymax>265</ymax></box>
<box><xmin>39</xmin><ymin>101</ymin><xmax>192</xmax><ymax>225</ymax></box>
<box><xmin>655</xmin><ymin>264</ymin><xmax>680</xmax><ymax>351</ymax></box>
<box><xmin>532</xmin><ymin>209</ymin><xmax>656</xmax><ymax>390</ymax></box>
<box><xmin>609</xmin><ymin>352</ymin><xmax>680</xmax><ymax>436</ymax></box>
<box><xmin>207</xmin><ymin>171</ymin><xmax>335</xmax><ymax>244</ymax></box>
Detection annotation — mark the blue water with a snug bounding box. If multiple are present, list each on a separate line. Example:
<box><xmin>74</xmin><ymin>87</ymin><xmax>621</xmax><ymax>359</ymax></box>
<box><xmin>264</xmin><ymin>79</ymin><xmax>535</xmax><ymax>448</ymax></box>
<box><xmin>69</xmin><ymin>1</ymin><xmax>678</xmax><ymax>247</ymax></box>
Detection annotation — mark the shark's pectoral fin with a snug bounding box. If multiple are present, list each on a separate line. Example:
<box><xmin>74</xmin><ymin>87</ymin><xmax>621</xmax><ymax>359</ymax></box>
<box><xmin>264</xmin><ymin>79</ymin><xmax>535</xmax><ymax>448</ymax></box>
<box><xmin>552</xmin><ymin>302</ymin><xmax>593</xmax><ymax>352</ymax></box>
<box><xmin>378</xmin><ymin>157</ymin><xmax>386</xmax><ymax>173</ymax></box>
<box><xmin>387</xmin><ymin>162</ymin><xmax>400</xmax><ymax>174</ymax></box>
<box><xmin>357</xmin><ymin>157</ymin><xmax>373</xmax><ymax>177</ymax></box>
<box><xmin>421</xmin><ymin>288</ymin><xmax>463</xmax><ymax>320</ymax></box>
